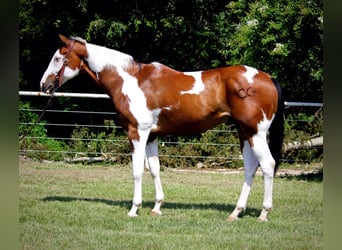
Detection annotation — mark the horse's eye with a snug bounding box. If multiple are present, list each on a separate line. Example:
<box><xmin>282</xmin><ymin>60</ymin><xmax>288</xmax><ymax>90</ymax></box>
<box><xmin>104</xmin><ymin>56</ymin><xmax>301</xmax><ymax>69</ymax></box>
<box><xmin>54</xmin><ymin>57</ymin><xmax>61</xmax><ymax>63</ymax></box>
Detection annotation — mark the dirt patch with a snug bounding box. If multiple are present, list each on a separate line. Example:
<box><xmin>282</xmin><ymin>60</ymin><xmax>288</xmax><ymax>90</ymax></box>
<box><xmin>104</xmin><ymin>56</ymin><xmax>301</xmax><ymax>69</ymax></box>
<box><xmin>19</xmin><ymin>157</ymin><xmax>121</xmax><ymax>182</ymax></box>
<box><xmin>20</xmin><ymin>156</ymin><xmax>322</xmax><ymax>179</ymax></box>
<box><xmin>170</xmin><ymin>166</ymin><xmax>323</xmax><ymax>177</ymax></box>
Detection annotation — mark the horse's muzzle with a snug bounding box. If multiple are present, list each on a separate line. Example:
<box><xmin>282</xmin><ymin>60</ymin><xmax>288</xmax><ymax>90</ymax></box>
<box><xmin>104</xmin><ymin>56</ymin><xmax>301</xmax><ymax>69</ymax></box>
<box><xmin>40</xmin><ymin>78</ymin><xmax>57</xmax><ymax>94</ymax></box>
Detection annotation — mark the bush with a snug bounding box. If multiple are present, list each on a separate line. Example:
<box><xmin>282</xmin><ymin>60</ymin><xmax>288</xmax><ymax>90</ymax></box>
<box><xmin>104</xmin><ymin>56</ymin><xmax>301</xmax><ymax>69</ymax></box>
<box><xmin>283</xmin><ymin>108</ymin><xmax>323</xmax><ymax>163</ymax></box>
<box><xmin>67</xmin><ymin>120</ymin><xmax>131</xmax><ymax>164</ymax></box>
<box><xmin>19</xmin><ymin>101</ymin><xmax>67</xmax><ymax>161</ymax></box>
<box><xmin>158</xmin><ymin>123</ymin><xmax>242</xmax><ymax>169</ymax></box>
<box><xmin>19</xmin><ymin>101</ymin><xmax>323</xmax><ymax>166</ymax></box>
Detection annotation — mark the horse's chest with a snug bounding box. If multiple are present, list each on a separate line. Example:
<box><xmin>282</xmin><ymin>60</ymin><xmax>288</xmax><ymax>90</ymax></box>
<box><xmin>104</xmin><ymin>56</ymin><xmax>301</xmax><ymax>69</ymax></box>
<box><xmin>119</xmin><ymin>76</ymin><xmax>160</xmax><ymax>130</ymax></box>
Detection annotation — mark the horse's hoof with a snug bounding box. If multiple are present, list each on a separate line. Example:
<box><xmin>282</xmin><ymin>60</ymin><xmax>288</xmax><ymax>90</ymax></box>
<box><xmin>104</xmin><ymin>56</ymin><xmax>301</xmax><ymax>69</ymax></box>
<box><xmin>257</xmin><ymin>216</ymin><xmax>268</xmax><ymax>222</ymax></box>
<box><xmin>127</xmin><ymin>212</ymin><xmax>139</xmax><ymax>217</ymax></box>
<box><xmin>151</xmin><ymin>209</ymin><xmax>163</xmax><ymax>216</ymax></box>
<box><xmin>227</xmin><ymin>214</ymin><xmax>238</xmax><ymax>222</ymax></box>
<box><xmin>257</xmin><ymin>207</ymin><xmax>271</xmax><ymax>222</ymax></box>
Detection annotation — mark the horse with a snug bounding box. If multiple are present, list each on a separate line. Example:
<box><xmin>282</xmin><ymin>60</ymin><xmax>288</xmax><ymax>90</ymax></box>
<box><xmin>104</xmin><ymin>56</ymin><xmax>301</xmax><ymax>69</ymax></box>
<box><xmin>40</xmin><ymin>34</ymin><xmax>284</xmax><ymax>221</ymax></box>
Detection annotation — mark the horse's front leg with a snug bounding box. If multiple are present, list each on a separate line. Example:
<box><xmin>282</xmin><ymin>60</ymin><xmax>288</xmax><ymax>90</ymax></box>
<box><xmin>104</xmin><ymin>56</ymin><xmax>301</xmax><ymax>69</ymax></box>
<box><xmin>127</xmin><ymin>129</ymin><xmax>150</xmax><ymax>217</ymax></box>
<box><xmin>146</xmin><ymin>139</ymin><xmax>164</xmax><ymax>215</ymax></box>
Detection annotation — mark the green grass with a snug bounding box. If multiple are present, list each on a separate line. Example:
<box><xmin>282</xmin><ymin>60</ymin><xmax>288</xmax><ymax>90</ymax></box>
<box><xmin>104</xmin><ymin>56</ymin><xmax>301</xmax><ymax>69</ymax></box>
<box><xmin>19</xmin><ymin>159</ymin><xmax>322</xmax><ymax>249</ymax></box>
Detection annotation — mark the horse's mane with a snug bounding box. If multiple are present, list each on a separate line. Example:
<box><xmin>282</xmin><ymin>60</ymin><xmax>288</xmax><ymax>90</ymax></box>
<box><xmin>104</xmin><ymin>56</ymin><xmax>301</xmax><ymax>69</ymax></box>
<box><xmin>69</xmin><ymin>36</ymin><xmax>87</xmax><ymax>44</ymax></box>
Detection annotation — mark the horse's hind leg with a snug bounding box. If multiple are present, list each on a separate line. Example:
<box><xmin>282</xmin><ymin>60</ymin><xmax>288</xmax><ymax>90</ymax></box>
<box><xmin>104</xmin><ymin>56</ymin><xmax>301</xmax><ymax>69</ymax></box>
<box><xmin>228</xmin><ymin>140</ymin><xmax>258</xmax><ymax>221</ymax></box>
<box><xmin>250</xmin><ymin>128</ymin><xmax>275</xmax><ymax>222</ymax></box>
<box><xmin>145</xmin><ymin>139</ymin><xmax>165</xmax><ymax>215</ymax></box>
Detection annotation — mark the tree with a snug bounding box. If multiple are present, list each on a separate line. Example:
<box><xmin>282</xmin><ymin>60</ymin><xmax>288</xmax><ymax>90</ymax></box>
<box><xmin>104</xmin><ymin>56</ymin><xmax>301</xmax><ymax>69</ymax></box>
<box><xmin>19</xmin><ymin>0</ymin><xmax>323</xmax><ymax>102</ymax></box>
<box><xmin>218</xmin><ymin>0</ymin><xmax>323</xmax><ymax>102</ymax></box>
<box><xmin>19</xmin><ymin>0</ymin><xmax>323</xmax><ymax>163</ymax></box>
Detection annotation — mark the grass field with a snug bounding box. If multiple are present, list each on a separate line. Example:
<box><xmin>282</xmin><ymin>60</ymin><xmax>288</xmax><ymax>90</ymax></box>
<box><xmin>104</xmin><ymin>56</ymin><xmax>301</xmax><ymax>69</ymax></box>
<box><xmin>19</xmin><ymin>159</ymin><xmax>322</xmax><ymax>249</ymax></box>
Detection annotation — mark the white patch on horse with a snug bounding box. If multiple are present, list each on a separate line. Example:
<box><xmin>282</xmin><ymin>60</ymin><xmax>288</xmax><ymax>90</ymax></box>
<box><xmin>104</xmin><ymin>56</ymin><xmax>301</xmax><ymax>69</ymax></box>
<box><xmin>235</xmin><ymin>140</ymin><xmax>258</xmax><ymax>210</ymax></box>
<box><xmin>251</xmin><ymin>113</ymin><xmax>275</xmax><ymax>212</ymax></box>
<box><xmin>84</xmin><ymin>42</ymin><xmax>159</xmax><ymax>131</ymax></box>
<box><xmin>257</xmin><ymin>112</ymin><xmax>274</xmax><ymax>134</ymax></box>
<box><xmin>85</xmin><ymin>43</ymin><xmax>133</xmax><ymax>72</ymax></box>
<box><xmin>152</xmin><ymin>62</ymin><xmax>162</xmax><ymax>71</ymax></box>
<box><xmin>243</xmin><ymin>65</ymin><xmax>259</xmax><ymax>85</ymax></box>
<box><xmin>40</xmin><ymin>49</ymin><xmax>80</xmax><ymax>88</ymax></box>
<box><xmin>120</xmin><ymin>71</ymin><xmax>158</xmax><ymax>130</ymax></box>
<box><xmin>162</xmin><ymin>105</ymin><xmax>176</xmax><ymax>111</ymax></box>
<box><xmin>151</xmin><ymin>108</ymin><xmax>162</xmax><ymax>130</ymax></box>
<box><xmin>63</xmin><ymin>66</ymin><xmax>80</xmax><ymax>82</ymax></box>
<box><xmin>40</xmin><ymin>50</ymin><xmax>64</xmax><ymax>87</ymax></box>
<box><xmin>180</xmin><ymin>72</ymin><xmax>205</xmax><ymax>95</ymax></box>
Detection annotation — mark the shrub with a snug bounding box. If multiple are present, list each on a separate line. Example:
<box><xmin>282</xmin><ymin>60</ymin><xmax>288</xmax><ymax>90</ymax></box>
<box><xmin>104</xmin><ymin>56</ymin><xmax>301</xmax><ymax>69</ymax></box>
<box><xmin>283</xmin><ymin>108</ymin><xmax>323</xmax><ymax>163</ymax></box>
<box><xmin>67</xmin><ymin>120</ymin><xmax>131</xmax><ymax>164</ymax></box>
<box><xmin>159</xmin><ymin>123</ymin><xmax>242</xmax><ymax>169</ymax></box>
<box><xmin>19</xmin><ymin>101</ymin><xmax>67</xmax><ymax>161</ymax></box>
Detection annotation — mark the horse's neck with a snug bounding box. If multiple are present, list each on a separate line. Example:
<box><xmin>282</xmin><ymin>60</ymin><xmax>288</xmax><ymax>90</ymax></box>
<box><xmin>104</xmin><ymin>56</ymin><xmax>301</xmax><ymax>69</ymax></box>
<box><xmin>83</xmin><ymin>43</ymin><xmax>138</xmax><ymax>98</ymax></box>
<box><xmin>85</xmin><ymin>43</ymin><xmax>134</xmax><ymax>73</ymax></box>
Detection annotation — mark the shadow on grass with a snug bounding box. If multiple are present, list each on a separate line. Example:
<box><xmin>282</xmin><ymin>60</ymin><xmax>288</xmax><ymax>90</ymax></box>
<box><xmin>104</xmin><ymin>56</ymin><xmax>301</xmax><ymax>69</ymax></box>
<box><xmin>278</xmin><ymin>168</ymin><xmax>323</xmax><ymax>182</ymax></box>
<box><xmin>41</xmin><ymin>196</ymin><xmax>261</xmax><ymax>218</ymax></box>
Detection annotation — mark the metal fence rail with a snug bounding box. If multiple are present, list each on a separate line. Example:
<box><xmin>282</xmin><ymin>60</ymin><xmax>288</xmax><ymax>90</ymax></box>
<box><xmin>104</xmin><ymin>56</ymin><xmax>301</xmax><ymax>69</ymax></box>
<box><xmin>19</xmin><ymin>91</ymin><xmax>323</xmax><ymax>166</ymax></box>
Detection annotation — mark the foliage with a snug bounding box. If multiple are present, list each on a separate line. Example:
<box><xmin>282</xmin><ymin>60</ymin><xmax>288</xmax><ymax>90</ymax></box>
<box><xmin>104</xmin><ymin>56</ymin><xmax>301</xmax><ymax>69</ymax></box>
<box><xmin>19</xmin><ymin>103</ymin><xmax>323</xmax><ymax>165</ymax></box>
<box><xmin>19</xmin><ymin>0</ymin><xmax>323</xmax><ymax>164</ymax></box>
<box><xmin>19</xmin><ymin>101</ymin><xmax>67</xmax><ymax>161</ymax></box>
<box><xmin>19</xmin><ymin>0</ymin><xmax>323</xmax><ymax>101</ymax></box>
<box><xmin>19</xmin><ymin>100</ymin><xmax>47</xmax><ymax>138</ymax></box>
<box><xmin>67</xmin><ymin>120</ymin><xmax>131</xmax><ymax>164</ymax></box>
<box><xmin>222</xmin><ymin>0</ymin><xmax>323</xmax><ymax>102</ymax></box>
<box><xmin>159</xmin><ymin>124</ymin><xmax>242</xmax><ymax>168</ymax></box>
<box><xmin>66</xmin><ymin>122</ymin><xmax>241</xmax><ymax>168</ymax></box>
<box><xmin>283</xmin><ymin>107</ymin><xmax>323</xmax><ymax>163</ymax></box>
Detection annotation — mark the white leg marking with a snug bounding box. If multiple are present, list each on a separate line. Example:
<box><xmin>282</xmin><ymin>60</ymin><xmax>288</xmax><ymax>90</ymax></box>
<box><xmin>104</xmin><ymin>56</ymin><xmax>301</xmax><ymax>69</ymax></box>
<box><xmin>237</xmin><ymin>140</ymin><xmax>259</xmax><ymax>208</ymax></box>
<box><xmin>146</xmin><ymin>139</ymin><xmax>165</xmax><ymax>216</ymax></box>
<box><xmin>251</xmin><ymin>115</ymin><xmax>275</xmax><ymax>221</ymax></box>
<box><xmin>228</xmin><ymin>140</ymin><xmax>258</xmax><ymax>221</ymax></box>
<box><xmin>127</xmin><ymin>129</ymin><xmax>150</xmax><ymax>217</ymax></box>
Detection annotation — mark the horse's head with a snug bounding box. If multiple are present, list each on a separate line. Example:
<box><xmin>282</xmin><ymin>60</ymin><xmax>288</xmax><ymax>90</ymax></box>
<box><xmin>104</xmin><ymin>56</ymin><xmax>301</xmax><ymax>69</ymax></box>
<box><xmin>40</xmin><ymin>34</ymin><xmax>87</xmax><ymax>94</ymax></box>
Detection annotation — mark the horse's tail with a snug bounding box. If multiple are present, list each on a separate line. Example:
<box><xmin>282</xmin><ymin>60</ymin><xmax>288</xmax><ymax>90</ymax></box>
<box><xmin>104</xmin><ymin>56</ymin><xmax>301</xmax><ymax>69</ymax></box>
<box><xmin>268</xmin><ymin>78</ymin><xmax>284</xmax><ymax>175</ymax></box>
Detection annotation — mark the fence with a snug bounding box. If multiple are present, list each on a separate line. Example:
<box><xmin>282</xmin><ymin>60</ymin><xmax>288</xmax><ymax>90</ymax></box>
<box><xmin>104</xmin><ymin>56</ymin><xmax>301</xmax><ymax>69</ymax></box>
<box><xmin>19</xmin><ymin>91</ymin><xmax>323</xmax><ymax>167</ymax></box>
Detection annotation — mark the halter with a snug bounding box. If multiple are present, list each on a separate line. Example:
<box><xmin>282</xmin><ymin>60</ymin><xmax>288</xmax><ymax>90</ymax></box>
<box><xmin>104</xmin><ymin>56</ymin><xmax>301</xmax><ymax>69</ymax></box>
<box><xmin>54</xmin><ymin>40</ymin><xmax>75</xmax><ymax>89</ymax></box>
<box><xmin>22</xmin><ymin>41</ymin><xmax>77</xmax><ymax>141</ymax></box>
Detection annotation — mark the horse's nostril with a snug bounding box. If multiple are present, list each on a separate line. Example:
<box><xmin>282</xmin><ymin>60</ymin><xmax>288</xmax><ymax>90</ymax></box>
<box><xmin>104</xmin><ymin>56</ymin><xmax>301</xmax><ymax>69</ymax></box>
<box><xmin>41</xmin><ymin>82</ymin><xmax>54</xmax><ymax>94</ymax></box>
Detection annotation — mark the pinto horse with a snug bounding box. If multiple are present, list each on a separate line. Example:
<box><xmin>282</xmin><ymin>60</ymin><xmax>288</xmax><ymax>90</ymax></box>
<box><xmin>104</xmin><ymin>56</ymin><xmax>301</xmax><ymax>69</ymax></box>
<box><xmin>40</xmin><ymin>34</ymin><xmax>284</xmax><ymax>221</ymax></box>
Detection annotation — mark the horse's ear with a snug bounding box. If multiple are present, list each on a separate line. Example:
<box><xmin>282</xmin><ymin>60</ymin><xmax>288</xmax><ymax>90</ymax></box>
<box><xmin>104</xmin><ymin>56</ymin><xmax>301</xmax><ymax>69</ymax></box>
<box><xmin>58</xmin><ymin>34</ymin><xmax>70</xmax><ymax>46</ymax></box>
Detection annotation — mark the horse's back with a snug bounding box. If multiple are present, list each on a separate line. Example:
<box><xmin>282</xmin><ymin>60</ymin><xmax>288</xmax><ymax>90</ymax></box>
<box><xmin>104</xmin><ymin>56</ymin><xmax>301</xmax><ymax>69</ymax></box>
<box><xmin>137</xmin><ymin>64</ymin><xmax>278</xmax><ymax>138</ymax></box>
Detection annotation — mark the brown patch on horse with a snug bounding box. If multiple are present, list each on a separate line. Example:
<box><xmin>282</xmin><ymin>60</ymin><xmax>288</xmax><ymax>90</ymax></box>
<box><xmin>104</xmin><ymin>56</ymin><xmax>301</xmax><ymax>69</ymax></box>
<box><xmin>125</xmin><ymin>61</ymin><xmax>143</xmax><ymax>76</ymax></box>
<box><xmin>97</xmin><ymin>67</ymin><xmax>140</xmax><ymax>140</ymax></box>
<box><xmin>136</xmin><ymin>68</ymin><xmax>232</xmax><ymax>136</ymax></box>
<box><xmin>219</xmin><ymin>66</ymin><xmax>278</xmax><ymax>142</ymax></box>
<box><xmin>58</xmin><ymin>37</ymin><xmax>89</xmax><ymax>72</ymax></box>
<box><xmin>135</xmin><ymin>63</ymin><xmax>196</xmax><ymax>110</ymax></box>
<box><xmin>80</xmin><ymin>61</ymin><xmax>100</xmax><ymax>85</ymax></box>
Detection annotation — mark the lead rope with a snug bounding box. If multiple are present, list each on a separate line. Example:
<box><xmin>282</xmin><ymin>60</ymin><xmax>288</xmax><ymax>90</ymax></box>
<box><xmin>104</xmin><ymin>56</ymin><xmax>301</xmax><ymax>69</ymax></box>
<box><xmin>19</xmin><ymin>94</ymin><xmax>54</xmax><ymax>141</ymax></box>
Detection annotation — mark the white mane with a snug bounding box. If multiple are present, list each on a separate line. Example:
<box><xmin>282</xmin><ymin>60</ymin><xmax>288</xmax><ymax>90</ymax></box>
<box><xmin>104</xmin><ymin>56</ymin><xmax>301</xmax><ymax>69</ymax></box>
<box><xmin>69</xmin><ymin>36</ymin><xmax>87</xmax><ymax>44</ymax></box>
